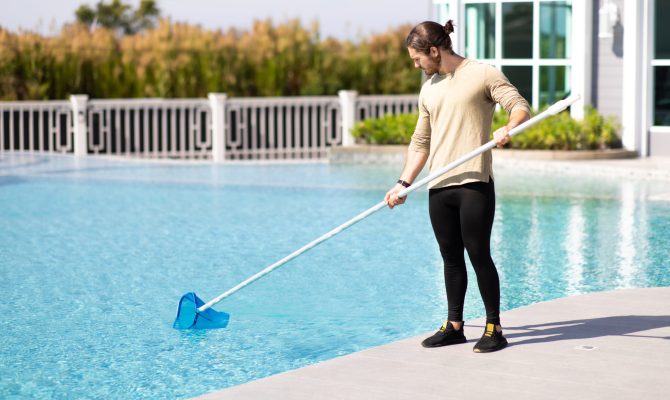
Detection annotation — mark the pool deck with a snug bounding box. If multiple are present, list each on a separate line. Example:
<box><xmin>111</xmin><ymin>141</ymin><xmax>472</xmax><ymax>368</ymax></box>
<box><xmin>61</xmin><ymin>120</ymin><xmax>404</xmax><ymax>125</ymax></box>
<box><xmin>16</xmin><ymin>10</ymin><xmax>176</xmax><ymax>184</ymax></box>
<box><xmin>196</xmin><ymin>287</ymin><xmax>670</xmax><ymax>400</ymax></box>
<box><xmin>492</xmin><ymin>154</ymin><xmax>670</xmax><ymax>181</ymax></box>
<box><xmin>330</xmin><ymin>146</ymin><xmax>670</xmax><ymax>181</ymax></box>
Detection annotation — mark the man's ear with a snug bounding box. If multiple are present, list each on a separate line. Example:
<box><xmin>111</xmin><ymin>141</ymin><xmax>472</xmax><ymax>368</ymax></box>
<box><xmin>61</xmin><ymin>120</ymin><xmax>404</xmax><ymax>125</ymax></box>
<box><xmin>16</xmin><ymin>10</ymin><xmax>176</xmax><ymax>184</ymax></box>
<box><xmin>430</xmin><ymin>46</ymin><xmax>439</xmax><ymax>58</ymax></box>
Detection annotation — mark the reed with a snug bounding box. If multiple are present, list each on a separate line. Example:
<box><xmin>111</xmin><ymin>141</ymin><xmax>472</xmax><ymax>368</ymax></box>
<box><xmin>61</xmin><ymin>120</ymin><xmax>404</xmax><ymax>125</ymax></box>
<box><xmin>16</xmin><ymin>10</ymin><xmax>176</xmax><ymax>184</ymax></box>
<box><xmin>0</xmin><ymin>19</ymin><xmax>420</xmax><ymax>100</ymax></box>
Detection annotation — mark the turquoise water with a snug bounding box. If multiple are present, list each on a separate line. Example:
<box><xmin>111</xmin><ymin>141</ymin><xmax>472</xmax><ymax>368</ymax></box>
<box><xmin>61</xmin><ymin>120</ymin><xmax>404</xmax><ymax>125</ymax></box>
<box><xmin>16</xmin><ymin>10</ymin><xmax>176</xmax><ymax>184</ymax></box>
<box><xmin>1</xmin><ymin>153</ymin><xmax>669</xmax><ymax>399</ymax></box>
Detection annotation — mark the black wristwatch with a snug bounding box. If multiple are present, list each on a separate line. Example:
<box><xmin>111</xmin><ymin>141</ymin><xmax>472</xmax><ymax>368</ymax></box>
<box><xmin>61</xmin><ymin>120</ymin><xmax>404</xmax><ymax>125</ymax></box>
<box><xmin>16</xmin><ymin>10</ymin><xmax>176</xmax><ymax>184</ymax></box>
<box><xmin>397</xmin><ymin>179</ymin><xmax>411</xmax><ymax>188</ymax></box>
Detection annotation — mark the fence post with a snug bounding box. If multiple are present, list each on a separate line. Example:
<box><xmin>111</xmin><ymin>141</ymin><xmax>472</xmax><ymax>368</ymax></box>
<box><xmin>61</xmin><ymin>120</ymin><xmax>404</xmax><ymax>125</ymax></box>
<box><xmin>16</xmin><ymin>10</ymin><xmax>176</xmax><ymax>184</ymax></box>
<box><xmin>209</xmin><ymin>93</ymin><xmax>227</xmax><ymax>163</ymax></box>
<box><xmin>70</xmin><ymin>95</ymin><xmax>89</xmax><ymax>156</ymax></box>
<box><xmin>338</xmin><ymin>90</ymin><xmax>358</xmax><ymax>147</ymax></box>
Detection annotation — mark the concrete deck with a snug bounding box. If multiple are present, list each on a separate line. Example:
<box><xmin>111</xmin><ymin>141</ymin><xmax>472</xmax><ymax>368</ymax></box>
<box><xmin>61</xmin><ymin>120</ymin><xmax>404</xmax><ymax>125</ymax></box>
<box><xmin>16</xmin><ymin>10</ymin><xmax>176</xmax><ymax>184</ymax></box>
<box><xmin>329</xmin><ymin>146</ymin><xmax>670</xmax><ymax>181</ymax></box>
<box><xmin>492</xmin><ymin>154</ymin><xmax>670</xmax><ymax>181</ymax></box>
<box><xmin>197</xmin><ymin>287</ymin><xmax>670</xmax><ymax>400</ymax></box>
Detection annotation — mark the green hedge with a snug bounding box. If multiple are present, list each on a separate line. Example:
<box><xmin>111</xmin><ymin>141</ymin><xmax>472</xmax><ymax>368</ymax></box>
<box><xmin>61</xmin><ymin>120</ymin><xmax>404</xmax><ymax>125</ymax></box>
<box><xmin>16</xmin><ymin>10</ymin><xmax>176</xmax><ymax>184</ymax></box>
<box><xmin>352</xmin><ymin>107</ymin><xmax>621</xmax><ymax>150</ymax></box>
<box><xmin>350</xmin><ymin>112</ymin><xmax>419</xmax><ymax>145</ymax></box>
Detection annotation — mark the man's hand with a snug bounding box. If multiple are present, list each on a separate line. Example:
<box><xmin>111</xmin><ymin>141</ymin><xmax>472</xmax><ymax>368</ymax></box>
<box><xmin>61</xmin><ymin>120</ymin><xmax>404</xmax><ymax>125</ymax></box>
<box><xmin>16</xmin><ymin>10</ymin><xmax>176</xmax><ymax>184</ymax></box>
<box><xmin>493</xmin><ymin>125</ymin><xmax>511</xmax><ymax>148</ymax></box>
<box><xmin>384</xmin><ymin>183</ymin><xmax>407</xmax><ymax>209</ymax></box>
<box><xmin>386</xmin><ymin>149</ymin><xmax>427</xmax><ymax>209</ymax></box>
<box><xmin>494</xmin><ymin>109</ymin><xmax>530</xmax><ymax>148</ymax></box>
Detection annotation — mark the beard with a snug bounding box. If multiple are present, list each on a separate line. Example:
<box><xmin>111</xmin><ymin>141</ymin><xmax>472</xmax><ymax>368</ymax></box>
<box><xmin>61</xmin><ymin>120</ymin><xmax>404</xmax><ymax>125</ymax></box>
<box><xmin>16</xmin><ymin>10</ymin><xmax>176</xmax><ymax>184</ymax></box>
<box><xmin>422</xmin><ymin>54</ymin><xmax>441</xmax><ymax>75</ymax></box>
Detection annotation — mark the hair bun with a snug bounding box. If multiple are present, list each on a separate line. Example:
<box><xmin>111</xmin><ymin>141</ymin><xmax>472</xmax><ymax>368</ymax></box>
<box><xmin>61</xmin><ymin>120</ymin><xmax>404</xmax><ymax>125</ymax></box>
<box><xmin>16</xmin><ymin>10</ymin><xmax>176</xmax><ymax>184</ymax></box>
<box><xmin>443</xmin><ymin>20</ymin><xmax>455</xmax><ymax>34</ymax></box>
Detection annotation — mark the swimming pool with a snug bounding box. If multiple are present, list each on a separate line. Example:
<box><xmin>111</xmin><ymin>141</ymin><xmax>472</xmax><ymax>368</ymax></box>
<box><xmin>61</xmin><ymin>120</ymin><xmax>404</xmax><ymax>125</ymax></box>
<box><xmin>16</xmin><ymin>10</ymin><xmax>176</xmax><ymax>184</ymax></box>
<box><xmin>1</xmin><ymin>153</ymin><xmax>669</xmax><ymax>399</ymax></box>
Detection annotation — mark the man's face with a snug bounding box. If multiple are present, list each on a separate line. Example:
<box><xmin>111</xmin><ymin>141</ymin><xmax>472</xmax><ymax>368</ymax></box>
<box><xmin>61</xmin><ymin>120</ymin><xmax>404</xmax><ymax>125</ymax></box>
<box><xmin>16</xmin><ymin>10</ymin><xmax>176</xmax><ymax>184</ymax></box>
<box><xmin>408</xmin><ymin>46</ymin><xmax>440</xmax><ymax>75</ymax></box>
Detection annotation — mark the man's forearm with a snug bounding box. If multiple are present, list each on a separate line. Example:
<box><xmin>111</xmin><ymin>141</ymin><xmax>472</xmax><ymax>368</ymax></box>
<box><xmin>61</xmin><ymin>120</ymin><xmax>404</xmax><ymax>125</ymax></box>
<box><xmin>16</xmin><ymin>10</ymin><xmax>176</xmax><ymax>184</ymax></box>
<box><xmin>506</xmin><ymin>109</ymin><xmax>531</xmax><ymax>130</ymax></box>
<box><xmin>399</xmin><ymin>149</ymin><xmax>429</xmax><ymax>184</ymax></box>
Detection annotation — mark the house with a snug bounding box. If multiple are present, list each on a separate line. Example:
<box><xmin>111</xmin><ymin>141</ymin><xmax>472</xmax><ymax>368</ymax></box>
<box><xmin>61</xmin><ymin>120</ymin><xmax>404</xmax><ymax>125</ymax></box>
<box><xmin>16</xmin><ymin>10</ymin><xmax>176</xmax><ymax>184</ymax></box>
<box><xmin>432</xmin><ymin>0</ymin><xmax>670</xmax><ymax>157</ymax></box>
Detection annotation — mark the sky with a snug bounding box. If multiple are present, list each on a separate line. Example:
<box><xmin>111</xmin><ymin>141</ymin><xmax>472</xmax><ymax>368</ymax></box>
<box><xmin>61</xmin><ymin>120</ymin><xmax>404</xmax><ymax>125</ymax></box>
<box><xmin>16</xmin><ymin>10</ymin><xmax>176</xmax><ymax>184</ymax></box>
<box><xmin>2</xmin><ymin>0</ymin><xmax>433</xmax><ymax>40</ymax></box>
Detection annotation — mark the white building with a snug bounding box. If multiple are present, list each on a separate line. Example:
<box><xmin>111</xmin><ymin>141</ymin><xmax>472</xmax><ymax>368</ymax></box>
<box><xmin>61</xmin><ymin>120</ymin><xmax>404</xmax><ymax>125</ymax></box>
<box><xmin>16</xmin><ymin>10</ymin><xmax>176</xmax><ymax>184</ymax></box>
<box><xmin>432</xmin><ymin>0</ymin><xmax>670</xmax><ymax>157</ymax></box>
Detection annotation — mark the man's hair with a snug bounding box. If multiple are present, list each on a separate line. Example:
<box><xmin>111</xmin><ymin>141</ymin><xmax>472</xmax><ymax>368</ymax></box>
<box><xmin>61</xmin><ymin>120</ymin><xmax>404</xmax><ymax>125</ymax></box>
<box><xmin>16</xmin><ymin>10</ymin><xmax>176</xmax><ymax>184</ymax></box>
<box><xmin>405</xmin><ymin>20</ymin><xmax>455</xmax><ymax>54</ymax></box>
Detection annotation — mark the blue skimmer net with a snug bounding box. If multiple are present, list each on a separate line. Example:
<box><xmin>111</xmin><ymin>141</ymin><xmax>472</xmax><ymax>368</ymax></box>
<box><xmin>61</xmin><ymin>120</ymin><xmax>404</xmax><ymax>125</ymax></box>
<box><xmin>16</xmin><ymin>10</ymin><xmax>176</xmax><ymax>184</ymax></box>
<box><xmin>173</xmin><ymin>292</ymin><xmax>230</xmax><ymax>329</ymax></box>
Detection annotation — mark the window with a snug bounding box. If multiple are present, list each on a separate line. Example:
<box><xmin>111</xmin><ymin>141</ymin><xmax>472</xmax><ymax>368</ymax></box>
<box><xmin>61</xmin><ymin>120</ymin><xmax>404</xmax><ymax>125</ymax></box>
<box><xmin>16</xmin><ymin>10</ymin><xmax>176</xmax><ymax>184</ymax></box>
<box><xmin>540</xmin><ymin>1</ymin><xmax>571</xmax><ymax>59</ymax></box>
<box><xmin>502</xmin><ymin>2</ymin><xmax>533</xmax><ymax>58</ymax></box>
<box><xmin>457</xmin><ymin>0</ymin><xmax>573</xmax><ymax>108</ymax></box>
<box><xmin>655</xmin><ymin>68</ymin><xmax>670</xmax><ymax>125</ymax></box>
<box><xmin>540</xmin><ymin>66</ymin><xmax>570</xmax><ymax>105</ymax></box>
<box><xmin>654</xmin><ymin>0</ymin><xmax>670</xmax><ymax>126</ymax></box>
<box><xmin>465</xmin><ymin>3</ymin><xmax>496</xmax><ymax>59</ymax></box>
<box><xmin>655</xmin><ymin>0</ymin><xmax>670</xmax><ymax>59</ymax></box>
<box><xmin>503</xmin><ymin>66</ymin><xmax>533</xmax><ymax>102</ymax></box>
<box><xmin>436</xmin><ymin>2</ymin><xmax>450</xmax><ymax>24</ymax></box>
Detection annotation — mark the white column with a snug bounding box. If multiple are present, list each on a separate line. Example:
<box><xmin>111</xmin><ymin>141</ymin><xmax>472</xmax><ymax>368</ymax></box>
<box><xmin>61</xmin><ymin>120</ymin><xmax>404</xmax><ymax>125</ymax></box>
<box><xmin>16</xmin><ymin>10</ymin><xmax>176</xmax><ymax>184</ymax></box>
<box><xmin>621</xmin><ymin>0</ymin><xmax>644</xmax><ymax>154</ymax></box>
<box><xmin>208</xmin><ymin>93</ymin><xmax>227</xmax><ymax>163</ymax></box>
<box><xmin>570</xmin><ymin>0</ymin><xmax>592</xmax><ymax>120</ymax></box>
<box><xmin>452</xmin><ymin>0</ymin><xmax>463</xmax><ymax>54</ymax></box>
<box><xmin>70</xmin><ymin>95</ymin><xmax>88</xmax><ymax>157</ymax></box>
<box><xmin>338</xmin><ymin>90</ymin><xmax>358</xmax><ymax>147</ymax></box>
<box><xmin>641</xmin><ymin>0</ymin><xmax>653</xmax><ymax>157</ymax></box>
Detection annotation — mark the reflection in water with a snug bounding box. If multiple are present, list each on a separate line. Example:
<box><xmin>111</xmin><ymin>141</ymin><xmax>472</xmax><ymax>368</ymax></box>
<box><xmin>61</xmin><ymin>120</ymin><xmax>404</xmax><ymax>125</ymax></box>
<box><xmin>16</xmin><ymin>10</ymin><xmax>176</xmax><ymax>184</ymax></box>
<box><xmin>638</xmin><ymin>189</ymin><xmax>650</xmax><ymax>283</ymax></box>
<box><xmin>565</xmin><ymin>201</ymin><xmax>585</xmax><ymax>295</ymax></box>
<box><xmin>524</xmin><ymin>198</ymin><xmax>541</xmax><ymax>297</ymax></box>
<box><xmin>491</xmin><ymin>203</ymin><xmax>503</xmax><ymax>270</ymax></box>
<box><xmin>617</xmin><ymin>182</ymin><xmax>636</xmax><ymax>288</ymax></box>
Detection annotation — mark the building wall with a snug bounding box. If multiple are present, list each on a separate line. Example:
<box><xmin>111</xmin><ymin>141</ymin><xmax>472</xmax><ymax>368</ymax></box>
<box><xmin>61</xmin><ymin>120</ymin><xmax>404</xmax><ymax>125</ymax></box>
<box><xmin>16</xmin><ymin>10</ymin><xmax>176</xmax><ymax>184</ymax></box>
<box><xmin>592</xmin><ymin>0</ymin><xmax>624</xmax><ymax>119</ymax></box>
<box><xmin>432</xmin><ymin>0</ymin><xmax>665</xmax><ymax>156</ymax></box>
<box><xmin>650</xmin><ymin>133</ymin><xmax>670</xmax><ymax>156</ymax></box>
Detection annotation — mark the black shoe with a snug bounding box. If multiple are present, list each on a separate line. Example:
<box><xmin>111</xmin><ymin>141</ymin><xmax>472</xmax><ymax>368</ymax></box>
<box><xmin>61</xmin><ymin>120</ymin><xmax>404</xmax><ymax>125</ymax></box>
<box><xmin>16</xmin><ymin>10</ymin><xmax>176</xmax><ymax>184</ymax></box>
<box><xmin>473</xmin><ymin>323</ymin><xmax>508</xmax><ymax>353</ymax></box>
<box><xmin>421</xmin><ymin>321</ymin><xmax>467</xmax><ymax>348</ymax></box>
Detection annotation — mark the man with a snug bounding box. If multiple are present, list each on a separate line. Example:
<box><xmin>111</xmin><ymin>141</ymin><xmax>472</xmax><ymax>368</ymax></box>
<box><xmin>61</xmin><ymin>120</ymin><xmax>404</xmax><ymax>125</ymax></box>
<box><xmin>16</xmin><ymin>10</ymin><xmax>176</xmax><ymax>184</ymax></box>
<box><xmin>384</xmin><ymin>20</ymin><xmax>530</xmax><ymax>353</ymax></box>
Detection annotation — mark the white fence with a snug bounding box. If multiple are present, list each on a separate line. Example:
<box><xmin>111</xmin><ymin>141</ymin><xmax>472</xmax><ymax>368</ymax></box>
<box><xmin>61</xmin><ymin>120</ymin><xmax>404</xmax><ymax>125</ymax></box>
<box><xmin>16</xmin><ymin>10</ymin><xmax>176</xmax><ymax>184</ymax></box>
<box><xmin>86</xmin><ymin>98</ymin><xmax>212</xmax><ymax>159</ymax></box>
<box><xmin>224</xmin><ymin>96</ymin><xmax>341</xmax><ymax>161</ymax></box>
<box><xmin>0</xmin><ymin>91</ymin><xmax>418</xmax><ymax>161</ymax></box>
<box><xmin>356</xmin><ymin>95</ymin><xmax>418</xmax><ymax>121</ymax></box>
<box><xmin>0</xmin><ymin>100</ymin><xmax>74</xmax><ymax>154</ymax></box>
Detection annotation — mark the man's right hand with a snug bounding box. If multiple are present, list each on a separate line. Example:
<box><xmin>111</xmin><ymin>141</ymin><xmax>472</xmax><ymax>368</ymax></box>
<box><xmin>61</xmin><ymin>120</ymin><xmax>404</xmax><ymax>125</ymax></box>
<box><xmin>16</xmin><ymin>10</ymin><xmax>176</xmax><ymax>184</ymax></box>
<box><xmin>384</xmin><ymin>183</ymin><xmax>407</xmax><ymax>209</ymax></box>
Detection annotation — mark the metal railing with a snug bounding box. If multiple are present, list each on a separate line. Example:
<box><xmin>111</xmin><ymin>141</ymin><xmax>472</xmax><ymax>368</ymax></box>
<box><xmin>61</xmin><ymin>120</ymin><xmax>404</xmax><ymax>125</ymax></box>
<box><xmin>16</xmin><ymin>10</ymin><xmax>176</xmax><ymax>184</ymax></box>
<box><xmin>0</xmin><ymin>92</ymin><xmax>419</xmax><ymax>161</ymax></box>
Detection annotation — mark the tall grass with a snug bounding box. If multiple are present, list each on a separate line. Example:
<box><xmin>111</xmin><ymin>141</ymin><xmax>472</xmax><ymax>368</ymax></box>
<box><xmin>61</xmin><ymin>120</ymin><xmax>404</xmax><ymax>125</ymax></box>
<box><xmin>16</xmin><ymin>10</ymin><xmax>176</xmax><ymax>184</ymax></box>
<box><xmin>0</xmin><ymin>19</ymin><xmax>420</xmax><ymax>100</ymax></box>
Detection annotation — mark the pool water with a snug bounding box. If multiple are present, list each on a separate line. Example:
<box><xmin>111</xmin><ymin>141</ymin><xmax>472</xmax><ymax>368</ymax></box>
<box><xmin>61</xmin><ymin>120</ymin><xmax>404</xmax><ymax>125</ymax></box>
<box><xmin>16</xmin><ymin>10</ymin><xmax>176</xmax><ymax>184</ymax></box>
<box><xmin>1</xmin><ymin>153</ymin><xmax>669</xmax><ymax>399</ymax></box>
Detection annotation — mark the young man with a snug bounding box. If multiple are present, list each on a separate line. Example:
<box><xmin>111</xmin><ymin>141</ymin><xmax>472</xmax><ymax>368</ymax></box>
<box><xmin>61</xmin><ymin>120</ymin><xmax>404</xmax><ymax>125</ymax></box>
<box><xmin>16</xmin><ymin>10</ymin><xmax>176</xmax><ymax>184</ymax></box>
<box><xmin>384</xmin><ymin>20</ymin><xmax>530</xmax><ymax>353</ymax></box>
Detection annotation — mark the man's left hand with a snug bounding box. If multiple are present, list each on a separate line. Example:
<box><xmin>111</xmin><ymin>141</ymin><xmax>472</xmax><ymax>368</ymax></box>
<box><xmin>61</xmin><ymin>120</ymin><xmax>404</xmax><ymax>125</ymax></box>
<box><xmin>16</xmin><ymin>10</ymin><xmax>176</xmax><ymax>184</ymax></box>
<box><xmin>493</xmin><ymin>126</ymin><xmax>511</xmax><ymax>148</ymax></box>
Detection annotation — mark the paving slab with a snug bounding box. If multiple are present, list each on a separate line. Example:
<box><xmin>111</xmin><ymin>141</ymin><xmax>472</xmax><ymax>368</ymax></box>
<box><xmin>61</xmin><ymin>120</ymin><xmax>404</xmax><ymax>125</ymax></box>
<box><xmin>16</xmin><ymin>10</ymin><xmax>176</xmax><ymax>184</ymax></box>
<box><xmin>195</xmin><ymin>287</ymin><xmax>670</xmax><ymax>400</ymax></box>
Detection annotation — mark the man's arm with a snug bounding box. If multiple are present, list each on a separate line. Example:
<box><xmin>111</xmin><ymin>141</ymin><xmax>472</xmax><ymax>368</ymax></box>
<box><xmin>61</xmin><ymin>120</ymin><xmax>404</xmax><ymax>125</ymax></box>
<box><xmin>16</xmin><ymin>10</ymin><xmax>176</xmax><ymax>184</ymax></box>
<box><xmin>384</xmin><ymin>149</ymin><xmax>429</xmax><ymax>209</ymax></box>
<box><xmin>493</xmin><ymin>109</ymin><xmax>531</xmax><ymax>147</ymax></box>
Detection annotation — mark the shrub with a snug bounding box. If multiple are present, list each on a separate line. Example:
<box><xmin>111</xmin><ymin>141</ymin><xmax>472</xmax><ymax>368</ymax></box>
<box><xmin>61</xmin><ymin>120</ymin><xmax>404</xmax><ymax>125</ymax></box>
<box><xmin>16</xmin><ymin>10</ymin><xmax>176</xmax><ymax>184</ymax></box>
<box><xmin>353</xmin><ymin>107</ymin><xmax>621</xmax><ymax>150</ymax></box>
<box><xmin>351</xmin><ymin>112</ymin><xmax>417</xmax><ymax>144</ymax></box>
<box><xmin>492</xmin><ymin>106</ymin><xmax>621</xmax><ymax>150</ymax></box>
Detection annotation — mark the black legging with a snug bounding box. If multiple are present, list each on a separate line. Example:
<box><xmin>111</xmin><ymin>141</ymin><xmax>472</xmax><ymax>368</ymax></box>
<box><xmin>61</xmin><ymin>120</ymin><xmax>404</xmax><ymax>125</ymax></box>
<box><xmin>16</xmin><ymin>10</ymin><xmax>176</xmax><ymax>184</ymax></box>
<box><xmin>428</xmin><ymin>180</ymin><xmax>500</xmax><ymax>325</ymax></box>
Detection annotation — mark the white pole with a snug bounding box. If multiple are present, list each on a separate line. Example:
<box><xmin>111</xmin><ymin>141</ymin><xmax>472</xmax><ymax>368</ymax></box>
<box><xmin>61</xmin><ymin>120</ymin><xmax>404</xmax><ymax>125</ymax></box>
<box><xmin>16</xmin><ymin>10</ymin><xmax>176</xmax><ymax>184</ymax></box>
<box><xmin>571</xmin><ymin>0</ymin><xmax>591</xmax><ymax>120</ymax></box>
<box><xmin>209</xmin><ymin>93</ymin><xmax>227</xmax><ymax>163</ymax></box>
<box><xmin>197</xmin><ymin>95</ymin><xmax>582</xmax><ymax>313</ymax></box>
<box><xmin>338</xmin><ymin>90</ymin><xmax>358</xmax><ymax>147</ymax></box>
<box><xmin>621</xmin><ymin>0</ymin><xmax>643</xmax><ymax>154</ymax></box>
<box><xmin>70</xmin><ymin>95</ymin><xmax>89</xmax><ymax>157</ymax></box>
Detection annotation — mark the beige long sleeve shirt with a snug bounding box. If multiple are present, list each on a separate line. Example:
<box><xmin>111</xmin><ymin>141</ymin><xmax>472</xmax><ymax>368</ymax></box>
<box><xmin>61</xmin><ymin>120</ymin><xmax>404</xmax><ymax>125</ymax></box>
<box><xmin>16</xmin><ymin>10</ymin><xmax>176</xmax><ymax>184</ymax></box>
<box><xmin>408</xmin><ymin>59</ymin><xmax>531</xmax><ymax>189</ymax></box>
